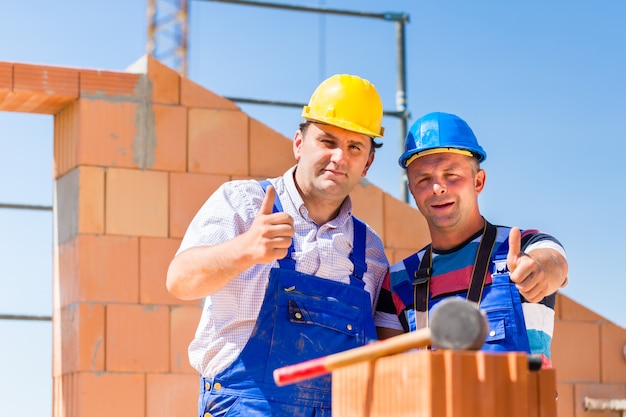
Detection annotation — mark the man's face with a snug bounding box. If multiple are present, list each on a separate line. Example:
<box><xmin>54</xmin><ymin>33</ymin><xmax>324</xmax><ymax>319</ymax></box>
<box><xmin>406</xmin><ymin>152</ymin><xmax>485</xmax><ymax>231</ymax></box>
<box><xmin>293</xmin><ymin>122</ymin><xmax>374</xmax><ymax>202</ymax></box>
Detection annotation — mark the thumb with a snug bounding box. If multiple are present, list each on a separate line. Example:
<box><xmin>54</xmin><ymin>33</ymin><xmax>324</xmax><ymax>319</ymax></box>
<box><xmin>258</xmin><ymin>185</ymin><xmax>276</xmax><ymax>216</ymax></box>
<box><xmin>507</xmin><ymin>227</ymin><xmax>522</xmax><ymax>272</ymax></box>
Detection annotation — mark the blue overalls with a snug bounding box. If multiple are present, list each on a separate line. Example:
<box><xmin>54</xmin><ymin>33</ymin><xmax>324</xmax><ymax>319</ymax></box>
<box><xmin>198</xmin><ymin>181</ymin><xmax>377</xmax><ymax>417</ymax></box>
<box><xmin>392</xmin><ymin>224</ymin><xmax>531</xmax><ymax>353</ymax></box>
<box><xmin>427</xmin><ymin>274</ymin><xmax>531</xmax><ymax>353</ymax></box>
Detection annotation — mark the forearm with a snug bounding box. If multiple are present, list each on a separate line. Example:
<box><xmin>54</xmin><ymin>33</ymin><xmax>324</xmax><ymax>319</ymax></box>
<box><xmin>166</xmin><ymin>237</ymin><xmax>256</xmax><ymax>300</ymax></box>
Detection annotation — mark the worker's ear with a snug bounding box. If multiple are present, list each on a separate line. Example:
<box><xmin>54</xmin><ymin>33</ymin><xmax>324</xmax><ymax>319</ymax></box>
<box><xmin>293</xmin><ymin>129</ymin><xmax>304</xmax><ymax>161</ymax></box>
<box><xmin>361</xmin><ymin>152</ymin><xmax>375</xmax><ymax>177</ymax></box>
<box><xmin>475</xmin><ymin>169</ymin><xmax>486</xmax><ymax>194</ymax></box>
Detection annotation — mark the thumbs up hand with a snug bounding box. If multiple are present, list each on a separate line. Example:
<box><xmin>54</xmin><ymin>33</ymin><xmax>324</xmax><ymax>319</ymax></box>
<box><xmin>506</xmin><ymin>227</ymin><xmax>549</xmax><ymax>303</ymax></box>
<box><xmin>245</xmin><ymin>185</ymin><xmax>295</xmax><ymax>264</ymax></box>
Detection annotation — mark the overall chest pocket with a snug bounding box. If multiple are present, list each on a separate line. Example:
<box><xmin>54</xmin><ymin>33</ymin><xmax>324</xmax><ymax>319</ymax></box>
<box><xmin>484</xmin><ymin>312</ymin><xmax>506</xmax><ymax>343</ymax></box>
<box><xmin>285</xmin><ymin>291</ymin><xmax>362</xmax><ymax>336</ymax></box>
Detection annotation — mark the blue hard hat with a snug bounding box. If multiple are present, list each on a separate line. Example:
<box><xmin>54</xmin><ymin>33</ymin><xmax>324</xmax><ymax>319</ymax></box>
<box><xmin>399</xmin><ymin>112</ymin><xmax>487</xmax><ymax>168</ymax></box>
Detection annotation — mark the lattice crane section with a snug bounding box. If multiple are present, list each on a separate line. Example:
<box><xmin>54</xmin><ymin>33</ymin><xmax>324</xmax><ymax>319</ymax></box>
<box><xmin>147</xmin><ymin>0</ymin><xmax>189</xmax><ymax>75</ymax></box>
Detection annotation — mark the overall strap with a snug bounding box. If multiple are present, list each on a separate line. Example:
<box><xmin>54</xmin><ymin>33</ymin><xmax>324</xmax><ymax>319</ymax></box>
<box><xmin>467</xmin><ymin>221</ymin><xmax>498</xmax><ymax>304</ymax></box>
<box><xmin>492</xmin><ymin>233</ymin><xmax>510</xmax><ymax>263</ymax></box>
<box><xmin>259</xmin><ymin>180</ymin><xmax>284</xmax><ymax>212</ymax></box>
<box><xmin>413</xmin><ymin>246</ymin><xmax>432</xmax><ymax>330</ymax></box>
<box><xmin>349</xmin><ymin>216</ymin><xmax>368</xmax><ymax>281</ymax></box>
<box><xmin>258</xmin><ymin>180</ymin><xmax>296</xmax><ymax>270</ymax></box>
<box><xmin>412</xmin><ymin>221</ymin><xmax>498</xmax><ymax>330</ymax></box>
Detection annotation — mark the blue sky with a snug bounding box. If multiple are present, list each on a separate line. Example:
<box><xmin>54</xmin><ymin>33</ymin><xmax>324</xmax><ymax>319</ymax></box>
<box><xmin>1</xmin><ymin>1</ymin><xmax>625</xmax><ymax>415</ymax></box>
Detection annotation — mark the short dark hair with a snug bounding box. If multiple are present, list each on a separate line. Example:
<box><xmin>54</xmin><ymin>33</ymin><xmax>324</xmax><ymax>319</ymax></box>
<box><xmin>299</xmin><ymin>121</ymin><xmax>382</xmax><ymax>152</ymax></box>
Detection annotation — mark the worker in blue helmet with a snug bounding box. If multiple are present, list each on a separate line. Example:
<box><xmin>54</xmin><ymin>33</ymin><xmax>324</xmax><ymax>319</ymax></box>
<box><xmin>375</xmin><ymin>112</ymin><xmax>569</xmax><ymax>368</ymax></box>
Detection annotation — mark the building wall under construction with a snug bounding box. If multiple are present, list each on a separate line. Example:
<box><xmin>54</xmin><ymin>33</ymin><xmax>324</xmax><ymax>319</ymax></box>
<box><xmin>0</xmin><ymin>55</ymin><xmax>624</xmax><ymax>417</ymax></box>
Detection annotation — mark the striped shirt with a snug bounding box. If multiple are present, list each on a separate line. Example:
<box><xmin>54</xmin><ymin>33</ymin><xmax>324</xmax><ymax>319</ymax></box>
<box><xmin>375</xmin><ymin>225</ymin><xmax>566</xmax><ymax>363</ymax></box>
<box><xmin>177</xmin><ymin>166</ymin><xmax>389</xmax><ymax>378</ymax></box>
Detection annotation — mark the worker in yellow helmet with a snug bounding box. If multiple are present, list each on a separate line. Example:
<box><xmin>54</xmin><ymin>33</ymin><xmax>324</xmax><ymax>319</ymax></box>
<box><xmin>167</xmin><ymin>74</ymin><xmax>389</xmax><ymax>416</ymax></box>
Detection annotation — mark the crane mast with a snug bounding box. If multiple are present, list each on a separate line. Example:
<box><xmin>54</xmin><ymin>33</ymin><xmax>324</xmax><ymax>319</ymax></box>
<box><xmin>147</xmin><ymin>0</ymin><xmax>189</xmax><ymax>76</ymax></box>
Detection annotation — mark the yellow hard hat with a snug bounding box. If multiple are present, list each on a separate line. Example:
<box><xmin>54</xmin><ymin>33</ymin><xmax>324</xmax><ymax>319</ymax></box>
<box><xmin>302</xmin><ymin>74</ymin><xmax>385</xmax><ymax>138</ymax></box>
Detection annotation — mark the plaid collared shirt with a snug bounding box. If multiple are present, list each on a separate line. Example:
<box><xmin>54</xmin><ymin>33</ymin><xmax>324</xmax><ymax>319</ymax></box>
<box><xmin>178</xmin><ymin>166</ymin><xmax>388</xmax><ymax>378</ymax></box>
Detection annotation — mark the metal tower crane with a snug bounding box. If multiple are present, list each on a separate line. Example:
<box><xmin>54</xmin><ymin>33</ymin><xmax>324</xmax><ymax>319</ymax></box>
<box><xmin>147</xmin><ymin>0</ymin><xmax>189</xmax><ymax>76</ymax></box>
